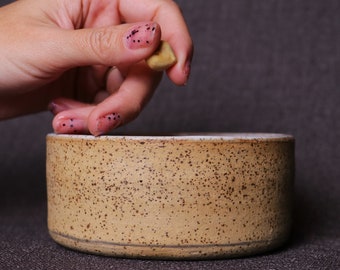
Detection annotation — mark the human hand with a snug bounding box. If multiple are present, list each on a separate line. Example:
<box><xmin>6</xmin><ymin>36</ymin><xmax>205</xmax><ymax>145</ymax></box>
<box><xmin>0</xmin><ymin>0</ymin><xmax>193</xmax><ymax>135</ymax></box>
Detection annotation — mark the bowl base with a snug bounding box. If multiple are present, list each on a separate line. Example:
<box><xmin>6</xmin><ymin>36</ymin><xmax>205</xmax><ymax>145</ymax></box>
<box><xmin>49</xmin><ymin>230</ymin><xmax>287</xmax><ymax>260</ymax></box>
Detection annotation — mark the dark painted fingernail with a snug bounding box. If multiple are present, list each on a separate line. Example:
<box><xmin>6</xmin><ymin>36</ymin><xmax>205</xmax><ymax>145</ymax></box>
<box><xmin>94</xmin><ymin>113</ymin><xmax>122</xmax><ymax>136</ymax></box>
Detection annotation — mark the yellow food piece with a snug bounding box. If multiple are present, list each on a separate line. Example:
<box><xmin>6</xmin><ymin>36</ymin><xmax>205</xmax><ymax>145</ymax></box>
<box><xmin>146</xmin><ymin>41</ymin><xmax>177</xmax><ymax>71</ymax></box>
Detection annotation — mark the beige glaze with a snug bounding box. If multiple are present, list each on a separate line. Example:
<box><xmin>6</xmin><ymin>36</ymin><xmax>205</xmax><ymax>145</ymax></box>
<box><xmin>46</xmin><ymin>133</ymin><xmax>294</xmax><ymax>259</ymax></box>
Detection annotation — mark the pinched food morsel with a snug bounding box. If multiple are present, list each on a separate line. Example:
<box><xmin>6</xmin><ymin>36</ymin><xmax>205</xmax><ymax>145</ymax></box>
<box><xmin>146</xmin><ymin>41</ymin><xmax>177</xmax><ymax>71</ymax></box>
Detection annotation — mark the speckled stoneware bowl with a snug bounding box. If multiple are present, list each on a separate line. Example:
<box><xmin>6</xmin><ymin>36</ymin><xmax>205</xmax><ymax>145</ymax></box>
<box><xmin>46</xmin><ymin>133</ymin><xmax>294</xmax><ymax>259</ymax></box>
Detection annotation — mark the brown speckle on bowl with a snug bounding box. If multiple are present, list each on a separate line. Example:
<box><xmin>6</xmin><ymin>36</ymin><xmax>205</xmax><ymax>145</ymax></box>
<box><xmin>46</xmin><ymin>133</ymin><xmax>294</xmax><ymax>259</ymax></box>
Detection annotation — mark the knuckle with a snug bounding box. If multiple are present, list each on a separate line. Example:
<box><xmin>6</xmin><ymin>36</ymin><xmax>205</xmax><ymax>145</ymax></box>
<box><xmin>126</xmin><ymin>100</ymin><xmax>143</xmax><ymax>121</ymax></box>
<box><xmin>88</xmin><ymin>28</ymin><xmax>118</xmax><ymax>63</ymax></box>
<box><xmin>166</xmin><ymin>0</ymin><xmax>183</xmax><ymax>14</ymax></box>
<box><xmin>118</xmin><ymin>93</ymin><xmax>143</xmax><ymax>121</ymax></box>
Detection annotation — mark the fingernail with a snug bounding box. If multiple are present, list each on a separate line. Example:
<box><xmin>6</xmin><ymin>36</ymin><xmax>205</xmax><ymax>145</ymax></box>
<box><xmin>54</xmin><ymin>117</ymin><xmax>86</xmax><ymax>134</ymax></box>
<box><xmin>125</xmin><ymin>22</ymin><xmax>158</xmax><ymax>49</ymax></box>
<box><xmin>48</xmin><ymin>100</ymin><xmax>69</xmax><ymax>115</ymax></box>
<box><xmin>183</xmin><ymin>59</ymin><xmax>192</xmax><ymax>84</ymax></box>
<box><xmin>95</xmin><ymin>113</ymin><xmax>122</xmax><ymax>136</ymax></box>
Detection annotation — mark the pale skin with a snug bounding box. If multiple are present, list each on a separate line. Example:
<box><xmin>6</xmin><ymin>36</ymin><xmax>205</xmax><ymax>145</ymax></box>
<box><xmin>0</xmin><ymin>0</ymin><xmax>193</xmax><ymax>136</ymax></box>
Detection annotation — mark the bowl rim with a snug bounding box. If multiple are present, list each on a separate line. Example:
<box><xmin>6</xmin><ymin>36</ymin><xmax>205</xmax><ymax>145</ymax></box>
<box><xmin>47</xmin><ymin>133</ymin><xmax>294</xmax><ymax>142</ymax></box>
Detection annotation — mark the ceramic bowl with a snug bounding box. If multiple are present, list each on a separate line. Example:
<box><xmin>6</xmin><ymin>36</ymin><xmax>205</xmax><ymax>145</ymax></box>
<box><xmin>46</xmin><ymin>133</ymin><xmax>294</xmax><ymax>259</ymax></box>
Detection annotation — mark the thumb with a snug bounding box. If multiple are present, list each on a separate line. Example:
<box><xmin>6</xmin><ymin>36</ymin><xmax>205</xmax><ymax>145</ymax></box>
<box><xmin>57</xmin><ymin>22</ymin><xmax>161</xmax><ymax>68</ymax></box>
